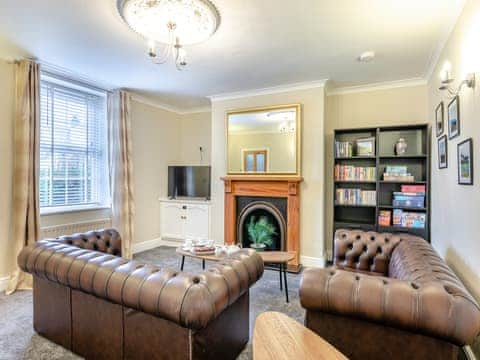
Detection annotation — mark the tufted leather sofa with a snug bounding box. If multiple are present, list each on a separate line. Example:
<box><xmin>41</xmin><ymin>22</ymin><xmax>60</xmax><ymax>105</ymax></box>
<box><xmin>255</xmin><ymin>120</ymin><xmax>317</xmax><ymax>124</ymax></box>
<box><xmin>300</xmin><ymin>229</ymin><xmax>480</xmax><ymax>360</ymax></box>
<box><xmin>18</xmin><ymin>229</ymin><xmax>264</xmax><ymax>360</ymax></box>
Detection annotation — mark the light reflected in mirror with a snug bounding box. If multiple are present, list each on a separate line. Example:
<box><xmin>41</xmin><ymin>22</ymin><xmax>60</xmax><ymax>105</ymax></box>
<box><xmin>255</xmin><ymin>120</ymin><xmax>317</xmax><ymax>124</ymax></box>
<box><xmin>227</xmin><ymin>105</ymin><xmax>301</xmax><ymax>175</ymax></box>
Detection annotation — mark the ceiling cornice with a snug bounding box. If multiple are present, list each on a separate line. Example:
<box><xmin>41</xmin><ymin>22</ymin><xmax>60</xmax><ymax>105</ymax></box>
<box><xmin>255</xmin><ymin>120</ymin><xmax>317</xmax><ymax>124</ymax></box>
<box><xmin>130</xmin><ymin>94</ymin><xmax>211</xmax><ymax>115</ymax></box>
<box><xmin>326</xmin><ymin>78</ymin><xmax>427</xmax><ymax>96</ymax></box>
<box><xmin>208</xmin><ymin>79</ymin><xmax>328</xmax><ymax>102</ymax></box>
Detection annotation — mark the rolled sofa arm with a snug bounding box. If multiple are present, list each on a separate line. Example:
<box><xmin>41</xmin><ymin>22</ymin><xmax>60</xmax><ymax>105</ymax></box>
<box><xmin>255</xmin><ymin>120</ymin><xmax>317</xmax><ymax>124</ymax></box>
<box><xmin>300</xmin><ymin>267</ymin><xmax>480</xmax><ymax>346</ymax></box>
<box><xmin>18</xmin><ymin>240</ymin><xmax>264</xmax><ymax>330</ymax></box>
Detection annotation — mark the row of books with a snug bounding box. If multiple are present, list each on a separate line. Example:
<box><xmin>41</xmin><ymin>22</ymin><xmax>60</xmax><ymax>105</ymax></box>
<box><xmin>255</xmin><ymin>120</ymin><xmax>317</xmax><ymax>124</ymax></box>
<box><xmin>336</xmin><ymin>189</ymin><xmax>376</xmax><ymax>206</ymax></box>
<box><xmin>383</xmin><ymin>165</ymin><xmax>415</xmax><ymax>182</ymax></box>
<box><xmin>393</xmin><ymin>184</ymin><xmax>426</xmax><ymax>208</ymax></box>
<box><xmin>378</xmin><ymin>210</ymin><xmax>426</xmax><ymax>228</ymax></box>
<box><xmin>334</xmin><ymin>165</ymin><xmax>376</xmax><ymax>181</ymax></box>
<box><xmin>335</xmin><ymin>141</ymin><xmax>353</xmax><ymax>158</ymax></box>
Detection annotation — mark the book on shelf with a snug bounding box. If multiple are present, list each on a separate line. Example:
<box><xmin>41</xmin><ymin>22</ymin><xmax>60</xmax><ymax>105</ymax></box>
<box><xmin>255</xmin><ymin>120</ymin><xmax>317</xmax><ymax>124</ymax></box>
<box><xmin>378</xmin><ymin>210</ymin><xmax>391</xmax><ymax>226</ymax></box>
<box><xmin>392</xmin><ymin>209</ymin><xmax>426</xmax><ymax>229</ymax></box>
<box><xmin>401</xmin><ymin>185</ymin><xmax>426</xmax><ymax>193</ymax></box>
<box><xmin>393</xmin><ymin>190</ymin><xmax>425</xmax><ymax>208</ymax></box>
<box><xmin>335</xmin><ymin>141</ymin><xmax>353</xmax><ymax>158</ymax></box>
<box><xmin>336</xmin><ymin>188</ymin><xmax>376</xmax><ymax>206</ymax></box>
<box><xmin>334</xmin><ymin>165</ymin><xmax>376</xmax><ymax>181</ymax></box>
<box><xmin>383</xmin><ymin>165</ymin><xmax>415</xmax><ymax>182</ymax></box>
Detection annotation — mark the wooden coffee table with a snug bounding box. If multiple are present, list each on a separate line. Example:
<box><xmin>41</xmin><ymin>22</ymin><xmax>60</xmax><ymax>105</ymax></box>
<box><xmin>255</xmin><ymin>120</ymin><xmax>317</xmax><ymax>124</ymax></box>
<box><xmin>176</xmin><ymin>247</ymin><xmax>225</xmax><ymax>270</ymax></box>
<box><xmin>253</xmin><ymin>312</ymin><xmax>347</xmax><ymax>360</ymax></box>
<box><xmin>258</xmin><ymin>251</ymin><xmax>295</xmax><ymax>302</ymax></box>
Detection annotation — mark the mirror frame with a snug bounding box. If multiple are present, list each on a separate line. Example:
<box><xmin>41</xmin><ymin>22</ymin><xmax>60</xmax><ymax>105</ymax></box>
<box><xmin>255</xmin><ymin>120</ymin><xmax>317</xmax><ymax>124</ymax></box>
<box><xmin>226</xmin><ymin>103</ymin><xmax>302</xmax><ymax>176</ymax></box>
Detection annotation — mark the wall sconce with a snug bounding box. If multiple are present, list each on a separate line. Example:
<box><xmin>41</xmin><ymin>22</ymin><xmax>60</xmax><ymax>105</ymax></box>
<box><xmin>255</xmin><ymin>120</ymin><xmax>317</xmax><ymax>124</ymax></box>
<box><xmin>439</xmin><ymin>72</ymin><xmax>476</xmax><ymax>97</ymax></box>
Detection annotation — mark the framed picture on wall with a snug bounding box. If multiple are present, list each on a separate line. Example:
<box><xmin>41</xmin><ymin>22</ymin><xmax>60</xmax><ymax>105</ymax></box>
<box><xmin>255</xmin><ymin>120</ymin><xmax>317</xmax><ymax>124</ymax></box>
<box><xmin>438</xmin><ymin>135</ymin><xmax>448</xmax><ymax>169</ymax></box>
<box><xmin>457</xmin><ymin>138</ymin><xmax>473</xmax><ymax>185</ymax></box>
<box><xmin>435</xmin><ymin>102</ymin><xmax>444</xmax><ymax>137</ymax></box>
<box><xmin>448</xmin><ymin>96</ymin><xmax>460</xmax><ymax>139</ymax></box>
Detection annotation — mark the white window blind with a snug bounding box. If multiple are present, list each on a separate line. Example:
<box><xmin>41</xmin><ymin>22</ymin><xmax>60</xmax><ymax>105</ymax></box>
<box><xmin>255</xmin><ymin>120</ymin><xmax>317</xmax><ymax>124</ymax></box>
<box><xmin>39</xmin><ymin>74</ymin><xmax>110</xmax><ymax>212</ymax></box>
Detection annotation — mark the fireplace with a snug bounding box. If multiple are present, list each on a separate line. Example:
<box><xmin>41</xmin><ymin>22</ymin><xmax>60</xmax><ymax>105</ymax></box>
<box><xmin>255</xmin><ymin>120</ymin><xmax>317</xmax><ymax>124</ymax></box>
<box><xmin>236</xmin><ymin>197</ymin><xmax>287</xmax><ymax>250</ymax></box>
<box><xmin>222</xmin><ymin>176</ymin><xmax>303</xmax><ymax>271</ymax></box>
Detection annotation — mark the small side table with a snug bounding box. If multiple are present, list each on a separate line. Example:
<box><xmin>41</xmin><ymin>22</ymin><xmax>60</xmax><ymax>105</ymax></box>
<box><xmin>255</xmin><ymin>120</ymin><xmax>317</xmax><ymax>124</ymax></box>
<box><xmin>253</xmin><ymin>312</ymin><xmax>347</xmax><ymax>360</ymax></box>
<box><xmin>258</xmin><ymin>251</ymin><xmax>294</xmax><ymax>303</ymax></box>
<box><xmin>175</xmin><ymin>247</ymin><xmax>224</xmax><ymax>270</ymax></box>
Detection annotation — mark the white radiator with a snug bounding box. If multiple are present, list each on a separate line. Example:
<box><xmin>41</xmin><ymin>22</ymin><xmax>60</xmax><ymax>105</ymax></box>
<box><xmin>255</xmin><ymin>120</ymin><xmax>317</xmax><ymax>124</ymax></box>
<box><xmin>40</xmin><ymin>218</ymin><xmax>112</xmax><ymax>239</ymax></box>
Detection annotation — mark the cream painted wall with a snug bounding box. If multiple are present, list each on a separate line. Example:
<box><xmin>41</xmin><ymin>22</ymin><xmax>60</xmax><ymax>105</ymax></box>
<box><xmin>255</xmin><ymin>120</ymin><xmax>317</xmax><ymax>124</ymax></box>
<box><xmin>427</xmin><ymin>2</ymin><xmax>480</xmax><ymax>354</ymax></box>
<box><xmin>228</xmin><ymin>132</ymin><xmax>296</xmax><ymax>172</ymax></box>
<box><xmin>130</xmin><ymin>101</ymin><xmax>182</xmax><ymax>244</ymax></box>
<box><xmin>324</xmin><ymin>85</ymin><xmax>428</xmax><ymax>257</ymax></box>
<box><xmin>179</xmin><ymin>112</ymin><xmax>211</xmax><ymax>165</ymax></box>
<box><xmin>0</xmin><ymin>60</ymin><xmax>15</xmax><ymax>279</ymax></box>
<box><xmin>211</xmin><ymin>87</ymin><xmax>325</xmax><ymax>262</ymax></box>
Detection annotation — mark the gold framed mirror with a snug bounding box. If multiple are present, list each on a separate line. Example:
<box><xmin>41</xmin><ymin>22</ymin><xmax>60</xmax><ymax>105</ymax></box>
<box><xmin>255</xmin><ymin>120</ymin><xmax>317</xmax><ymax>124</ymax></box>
<box><xmin>226</xmin><ymin>104</ymin><xmax>301</xmax><ymax>175</ymax></box>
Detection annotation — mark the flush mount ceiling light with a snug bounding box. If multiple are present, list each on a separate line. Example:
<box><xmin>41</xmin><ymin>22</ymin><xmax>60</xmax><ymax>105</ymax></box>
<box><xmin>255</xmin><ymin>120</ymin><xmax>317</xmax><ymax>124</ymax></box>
<box><xmin>357</xmin><ymin>51</ymin><xmax>375</xmax><ymax>63</ymax></box>
<box><xmin>117</xmin><ymin>0</ymin><xmax>220</xmax><ymax>70</ymax></box>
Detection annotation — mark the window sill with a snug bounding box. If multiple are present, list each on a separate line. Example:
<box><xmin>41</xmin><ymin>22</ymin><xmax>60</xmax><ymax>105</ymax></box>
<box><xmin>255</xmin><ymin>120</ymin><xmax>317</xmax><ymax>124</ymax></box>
<box><xmin>40</xmin><ymin>205</ymin><xmax>111</xmax><ymax>216</ymax></box>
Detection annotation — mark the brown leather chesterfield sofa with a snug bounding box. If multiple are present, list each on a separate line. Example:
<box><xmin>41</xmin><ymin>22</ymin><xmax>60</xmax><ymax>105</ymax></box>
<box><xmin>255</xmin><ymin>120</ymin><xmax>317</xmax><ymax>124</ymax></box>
<box><xmin>18</xmin><ymin>229</ymin><xmax>264</xmax><ymax>360</ymax></box>
<box><xmin>300</xmin><ymin>229</ymin><xmax>480</xmax><ymax>360</ymax></box>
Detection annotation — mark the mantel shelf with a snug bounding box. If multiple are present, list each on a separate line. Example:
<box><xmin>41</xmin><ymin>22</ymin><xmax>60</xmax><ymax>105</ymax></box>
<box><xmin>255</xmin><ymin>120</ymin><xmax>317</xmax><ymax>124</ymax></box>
<box><xmin>221</xmin><ymin>175</ymin><xmax>304</xmax><ymax>183</ymax></box>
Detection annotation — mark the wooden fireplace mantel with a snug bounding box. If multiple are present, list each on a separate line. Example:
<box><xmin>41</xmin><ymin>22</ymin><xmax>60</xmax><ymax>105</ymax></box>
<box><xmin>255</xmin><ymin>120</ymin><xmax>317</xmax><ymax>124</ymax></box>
<box><xmin>221</xmin><ymin>176</ymin><xmax>303</xmax><ymax>271</ymax></box>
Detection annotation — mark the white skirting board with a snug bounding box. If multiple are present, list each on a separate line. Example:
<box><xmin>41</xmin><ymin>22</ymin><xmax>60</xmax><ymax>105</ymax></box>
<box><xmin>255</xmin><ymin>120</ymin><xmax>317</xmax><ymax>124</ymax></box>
<box><xmin>0</xmin><ymin>276</ymin><xmax>10</xmax><ymax>293</ymax></box>
<box><xmin>300</xmin><ymin>255</ymin><xmax>326</xmax><ymax>268</ymax></box>
<box><xmin>132</xmin><ymin>237</ymin><xmax>182</xmax><ymax>254</ymax></box>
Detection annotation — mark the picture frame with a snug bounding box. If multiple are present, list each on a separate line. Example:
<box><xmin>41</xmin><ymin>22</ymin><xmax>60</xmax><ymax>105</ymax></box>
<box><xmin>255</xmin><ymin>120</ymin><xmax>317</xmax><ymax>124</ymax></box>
<box><xmin>438</xmin><ymin>135</ymin><xmax>448</xmax><ymax>169</ymax></box>
<box><xmin>448</xmin><ymin>96</ymin><xmax>460</xmax><ymax>139</ymax></box>
<box><xmin>457</xmin><ymin>138</ymin><xmax>473</xmax><ymax>185</ymax></box>
<box><xmin>356</xmin><ymin>137</ymin><xmax>375</xmax><ymax>156</ymax></box>
<box><xmin>435</xmin><ymin>102</ymin><xmax>444</xmax><ymax>137</ymax></box>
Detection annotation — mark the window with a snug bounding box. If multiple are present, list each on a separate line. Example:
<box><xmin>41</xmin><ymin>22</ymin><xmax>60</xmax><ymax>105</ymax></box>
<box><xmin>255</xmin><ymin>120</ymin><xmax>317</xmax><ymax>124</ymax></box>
<box><xmin>243</xmin><ymin>150</ymin><xmax>268</xmax><ymax>172</ymax></box>
<box><xmin>39</xmin><ymin>74</ymin><xmax>110</xmax><ymax>213</ymax></box>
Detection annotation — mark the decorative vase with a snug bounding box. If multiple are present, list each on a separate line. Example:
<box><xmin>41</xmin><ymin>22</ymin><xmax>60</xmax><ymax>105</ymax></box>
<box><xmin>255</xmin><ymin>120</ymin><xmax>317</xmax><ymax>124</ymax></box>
<box><xmin>250</xmin><ymin>243</ymin><xmax>266</xmax><ymax>252</ymax></box>
<box><xmin>395</xmin><ymin>138</ymin><xmax>408</xmax><ymax>155</ymax></box>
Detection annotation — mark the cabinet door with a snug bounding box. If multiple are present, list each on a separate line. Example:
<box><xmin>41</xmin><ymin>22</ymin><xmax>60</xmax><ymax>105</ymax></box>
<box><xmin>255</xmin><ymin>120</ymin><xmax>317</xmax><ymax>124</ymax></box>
<box><xmin>184</xmin><ymin>205</ymin><xmax>210</xmax><ymax>240</ymax></box>
<box><xmin>160</xmin><ymin>203</ymin><xmax>185</xmax><ymax>240</ymax></box>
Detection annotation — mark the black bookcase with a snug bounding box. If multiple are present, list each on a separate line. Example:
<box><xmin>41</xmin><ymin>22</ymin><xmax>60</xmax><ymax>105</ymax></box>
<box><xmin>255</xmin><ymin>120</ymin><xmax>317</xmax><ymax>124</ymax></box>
<box><xmin>333</xmin><ymin>124</ymin><xmax>431</xmax><ymax>255</ymax></box>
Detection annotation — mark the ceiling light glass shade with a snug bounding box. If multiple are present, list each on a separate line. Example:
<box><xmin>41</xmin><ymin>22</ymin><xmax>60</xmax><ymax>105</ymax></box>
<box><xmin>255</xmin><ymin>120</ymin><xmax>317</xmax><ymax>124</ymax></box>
<box><xmin>117</xmin><ymin>0</ymin><xmax>220</xmax><ymax>45</ymax></box>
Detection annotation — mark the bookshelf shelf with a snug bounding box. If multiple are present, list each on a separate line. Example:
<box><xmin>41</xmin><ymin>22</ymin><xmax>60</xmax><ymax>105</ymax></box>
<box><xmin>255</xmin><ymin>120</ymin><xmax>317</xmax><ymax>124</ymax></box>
<box><xmin>335</xmin><ymin>180</ymin><xmax>377</xmax><ymax>184</ymax></box>
<box><xmin>335</xmin><ymin>203</ymin><xmax>376</xmax><ymax>208</ymax></box>
<box><xmin>333</xmin><ymin>124</ymin><xmax>430</xmax><ymax>260</ymax></box>
<box><xmin>378</xmin><ymin>205</ymin><xmax>427</xmax><ymax>211</ymax></box>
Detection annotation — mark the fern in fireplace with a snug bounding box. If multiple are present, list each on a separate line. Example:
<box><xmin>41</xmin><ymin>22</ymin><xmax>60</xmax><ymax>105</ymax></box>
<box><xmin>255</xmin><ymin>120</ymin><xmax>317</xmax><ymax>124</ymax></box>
<box><xmin>247</xmin><ymin>215</ymin><xmax>277</xmax><ymax>249</ymax></box>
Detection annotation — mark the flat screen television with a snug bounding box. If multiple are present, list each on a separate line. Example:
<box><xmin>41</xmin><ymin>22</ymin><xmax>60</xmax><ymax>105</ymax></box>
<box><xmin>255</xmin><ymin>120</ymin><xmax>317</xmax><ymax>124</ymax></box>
<box><xmin>168</xmin><ymin>166</ymin><xmax>211</xmax><ymax>199</ymax></box>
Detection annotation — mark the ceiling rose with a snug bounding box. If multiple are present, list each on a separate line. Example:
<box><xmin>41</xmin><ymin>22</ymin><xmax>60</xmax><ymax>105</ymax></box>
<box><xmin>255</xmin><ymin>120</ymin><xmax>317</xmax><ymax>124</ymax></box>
<box><xmin>117</xmin><ymin>0</ymin><xmax>220</xmax><ymax>69</ymax></box>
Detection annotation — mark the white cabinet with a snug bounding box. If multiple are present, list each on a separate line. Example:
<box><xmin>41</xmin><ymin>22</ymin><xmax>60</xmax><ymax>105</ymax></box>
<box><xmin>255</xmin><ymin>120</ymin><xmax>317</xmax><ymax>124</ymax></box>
<box><xmin>159</xmin><ymin>199</ymin><xmax>211</xmax><ymax>241</ymax></box>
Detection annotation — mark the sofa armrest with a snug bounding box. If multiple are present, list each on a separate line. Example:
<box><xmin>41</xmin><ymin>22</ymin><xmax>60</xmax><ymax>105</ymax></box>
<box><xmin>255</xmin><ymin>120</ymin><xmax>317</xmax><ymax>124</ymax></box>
<box><xmin>18</xmin><ymin>241</ymin><xmax>264</xmax><ymax>330</ymax></box>
<box><xmin>300</xmin><ymin>267</ymin><xmax>480</xmax><ymax>346</ymax></box>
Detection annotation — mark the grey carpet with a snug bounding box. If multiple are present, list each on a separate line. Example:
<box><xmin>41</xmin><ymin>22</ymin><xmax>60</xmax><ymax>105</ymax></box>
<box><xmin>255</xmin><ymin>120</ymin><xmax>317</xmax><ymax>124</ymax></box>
<box><xmin>0</xmin><ymin>246</ymin><xmax>304</xmax><ymax>359</ymax></box>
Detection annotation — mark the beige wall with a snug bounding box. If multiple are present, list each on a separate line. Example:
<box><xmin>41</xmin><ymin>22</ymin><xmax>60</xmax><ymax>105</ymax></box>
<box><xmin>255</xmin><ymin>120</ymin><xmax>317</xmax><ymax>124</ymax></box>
<box><xmin>0</xmin><ymin>60</ymin><xmax>15</xmax><ymax>279</ymax></box>
<box><xmin>324</xmin><ymin>85</ymin><xmax>428</xmax><ymax>257</ymax></box>
<box><xmin>211</xmin><ymin>87</ymin><xmax>325</xmax><ymax>263</ymax></box>
<box><xmin>228</xmin><ymin>132</ymin><xmax>296</xmax><ymax>173</ymax></box>
<box><xmin>427</xmin><ymin>1</ymin><xmax>480</xmax><ymax>354</ymax></box>
<box><xmin>130</xmin><ymin>101</ymin><xmax>183</xmax><ymax>244</ymax></box>
<box><xmin>179</xmin><ymin>112</ymin><xmax>211</xmax><ymax>165</ymax></box>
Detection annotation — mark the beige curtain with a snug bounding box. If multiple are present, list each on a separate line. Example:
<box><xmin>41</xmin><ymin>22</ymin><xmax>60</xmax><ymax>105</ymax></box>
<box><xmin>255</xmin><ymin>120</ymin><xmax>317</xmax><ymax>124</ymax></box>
<box><xmin>6</xmin><ymin>60</ymin><xmax>41</xmax><ymax>294</ymax></box>
<box><xmin>108</xmin><ymin>90</ymin><xmax>135</xmax><ymax>258</ymax></box>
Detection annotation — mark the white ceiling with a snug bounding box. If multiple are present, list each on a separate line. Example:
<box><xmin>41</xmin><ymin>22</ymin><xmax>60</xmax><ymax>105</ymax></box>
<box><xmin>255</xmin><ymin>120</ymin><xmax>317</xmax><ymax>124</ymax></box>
<box><xmin>0</xmin><ymin>0</ymin><xmax>466</xmax><ymax>111</ymax></box>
